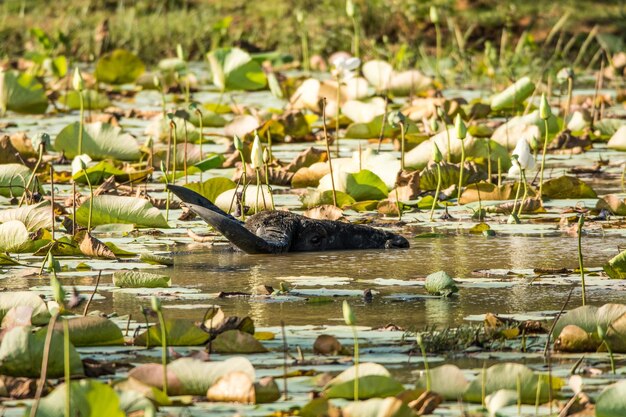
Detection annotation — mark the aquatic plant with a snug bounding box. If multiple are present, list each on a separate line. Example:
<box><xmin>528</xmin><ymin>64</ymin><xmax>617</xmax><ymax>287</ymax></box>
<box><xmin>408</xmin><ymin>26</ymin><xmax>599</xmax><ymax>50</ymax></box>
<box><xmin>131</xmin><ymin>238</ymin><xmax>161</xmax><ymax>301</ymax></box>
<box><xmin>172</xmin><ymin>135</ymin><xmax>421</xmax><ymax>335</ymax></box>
<box><xmin>455</xmin><ymin>114</ymin><xmax>467</xmax><ymax>205</ymax></box>
<box><xmin>342</xmin><ymin>300</ymin><xmax>359</xmax><ymax>401</ymax></box>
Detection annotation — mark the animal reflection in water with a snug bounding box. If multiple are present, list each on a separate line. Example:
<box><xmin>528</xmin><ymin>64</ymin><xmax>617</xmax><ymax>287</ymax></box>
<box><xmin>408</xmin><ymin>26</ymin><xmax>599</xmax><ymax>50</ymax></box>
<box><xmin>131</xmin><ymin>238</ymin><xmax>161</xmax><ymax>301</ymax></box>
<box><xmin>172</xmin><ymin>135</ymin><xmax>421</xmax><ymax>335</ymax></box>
<box><xmin>167</xmin><ymin>185</ymin><xmax>410</xmax><ymax>254</ymax></box>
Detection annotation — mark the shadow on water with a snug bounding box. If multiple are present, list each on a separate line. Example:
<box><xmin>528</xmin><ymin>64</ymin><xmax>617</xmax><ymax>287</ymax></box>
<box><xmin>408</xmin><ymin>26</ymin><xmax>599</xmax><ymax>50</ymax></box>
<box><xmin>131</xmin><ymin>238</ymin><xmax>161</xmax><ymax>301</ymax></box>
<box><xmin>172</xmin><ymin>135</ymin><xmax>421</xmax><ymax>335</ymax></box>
<box><xmin>101</xmin><ymin>231</ymin><xmax>626</xmax><ymax>330</ymax></box>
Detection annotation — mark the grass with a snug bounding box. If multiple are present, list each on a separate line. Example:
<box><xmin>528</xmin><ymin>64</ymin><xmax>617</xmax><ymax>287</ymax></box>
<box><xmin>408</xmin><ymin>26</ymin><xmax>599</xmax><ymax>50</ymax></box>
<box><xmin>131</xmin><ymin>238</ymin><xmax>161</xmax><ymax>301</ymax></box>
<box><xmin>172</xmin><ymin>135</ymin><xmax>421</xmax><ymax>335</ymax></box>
<box><xmin>0</xmin><ymin>0</ymin><xmax>625</xmax><ymax>68</ymax></box>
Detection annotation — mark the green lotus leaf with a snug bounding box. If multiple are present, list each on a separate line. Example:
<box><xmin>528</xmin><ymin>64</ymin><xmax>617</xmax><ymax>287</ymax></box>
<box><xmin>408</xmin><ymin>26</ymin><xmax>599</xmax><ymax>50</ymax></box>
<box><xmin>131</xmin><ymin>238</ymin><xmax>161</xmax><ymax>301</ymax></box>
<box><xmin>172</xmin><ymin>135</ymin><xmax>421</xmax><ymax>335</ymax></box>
<box><xmin>424</xmin><ymin>270</ymin><xmax>459</xmax><ymax>297</ymax></box>
<box><xmin>54</xmin><ymin>316</ymin><xmax>125</xmax><ymax>346</ymax></box>
<box><xmin>54</xmin><ymin>121</ymin><xmax>141</xmax><ymax>160</ymax></box>
<box><xmin>0</xmin><ymin>291</ymin><xmax>50</xmax><ymax>325</ymax></box>
<box><xmin>490</xmin><ymin>77</ymin><xmax>535</xmax><ymax>111</ymax></box>
<box><xmin>134</xmin><ymin>318</ymin><xmax>209</xmax><ymax>346</ymax></box>
<box><xmin>113</xmin><ymin>271</ymin><xmax>171</xmax><ymax>288</ymax></box>
<box><xmin>211</xmin><ymin>330</ymin><xmax>268</xmax><ymax>353</ymax></box>
<box><xmin>75</xmin><ymin>195</ymin><xmax>169</xmax><ymax>228</ymax></box>
<box><xmin>541</xmin><ymin>176</ymin><xmax>597</xmax><ymax>199</ymax></box>
<box><xmin>346</xmin><ymin>170</ymin><xmax>388</xmax><ymax>201</ymax></box>
<box><xmin>0</xmin><ymin>70</ymin><xmax>48</xmax><ymax>114</ymax></box>
<box><xmin>95</xmin><ymin>49</ymin><xmax>145</xmax><ymax>84</ymax></box>
<box><xmin>596</xmin><ymin>380</ymin><xmax>626</xmax><ymax>417</ymax></box>
<box><xmin>207</xmin><ymin>47</ymin><xmax>267</xmax><ymax>91</ymax></box>
<box><xmin>0</xmin><ymin>201</ymin><xmax>52</xmax><ymax>231</ymax></box>
<box><xmin>0</xmin><ymin>164</ymin><xmax>34</xmax><ymax>198</ymax></box>
<box><xmin>183</xmin><ymin>177</ymin><xmax>237</xmax><ymax>204</ymax></box>
<box><xmin>59</xmin><ymin>89</ymin><xmax>111</xmax><ymax>110</ymax></box>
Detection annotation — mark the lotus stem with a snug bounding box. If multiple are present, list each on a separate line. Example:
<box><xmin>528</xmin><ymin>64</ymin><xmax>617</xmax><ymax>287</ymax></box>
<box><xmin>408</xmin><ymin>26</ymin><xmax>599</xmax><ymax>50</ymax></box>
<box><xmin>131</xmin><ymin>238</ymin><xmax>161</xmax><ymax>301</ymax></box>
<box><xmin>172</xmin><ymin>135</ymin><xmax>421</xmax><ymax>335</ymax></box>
<box><xmin>322</xmin><ymin>98</ymin><xmax>338</xmax><ymax>207</ymax></box>
<box><xmin>160</xmin><ymin>162</ymin><xmax>170</xmax><ymax>222</ymax></box>
<box><xmin>535</xmin><ymin>377</ymin><xmax>542</xmax><ymax>414</ymax></box>
<box><xmin>335</xmin><ymin>79</ymin><xmax>341</xmax><ymax>157</ymax></box>
<box><xmin>266</xmin><ymin>130</ymin><xmax>273</xmax><ymax>161</ymax></box>
<box><xmin>264</xmin><ymin>163</ymin><xmax>275</xmax><ymax>210</ymax></box>
<box><xmin>140</xmin><ymin>307</ymin><xmax>151</xmax><ymax>349</ymax></box>
<box><xmin>63</xmin><ymin>318</ymin><xmax>71</xmax><ymax>417</ymax></box>
<box><xmin>622</xmin><ymin>164</ymin><xmax>626</xmax><ymax>193</ymax></box>
<box><xmin>457</xmin><ymin>140</ymin><xmax>466</xmax><ymax>205</ymax></box>
<box><xmin>351</xmin><ymin>325</ymin><xmax>359</xmax><ymax>401</ymax></box>
<box><xmin>83</xmin><ymin>168</ymin><xmax>93</xmax><ymax>233</ymax></box>
<box><xmin>443</xmin><ymin>127</ymin><xmax>451</xmax><ymax>163</ymax></box>
<box><xmin>151</xmin><ymin>297</ymin><xmax>168</xmax><ymax>396</ymax></box>
<box><xmin>434</xmin><ymin>22</ymin><xmax>441</xmax><ymax>80</ymax></box>
<box><xmin>578</xmin><ymin>214</ymin><xmax>586</xmax><ymax>306</ymax></box>
<box><xmin>486</xmin><ymin>139</ymin><xmax>492</xmax><ymax>183</ymax></box>
<box><xmin>394</xmin><ymin>187</ymin><xmax>402</xmax><ymax>221</ymax></box>
<box><xmin>78</xmin><ymin>91</ymin><xmax>84</xmax><ymax>156</ymax></box>
<box><xmin>254</xmin><ymin>169</ymin><xmax>261</xmax><ymax>214</ymax></box>
<box><xmin>517</xmin><ymin>168</ymin><xmax>528</xmax><ymax>218</ymax></box>
<box><xmin>183</xmin><ymin>121</ymin><xmax>189</xmax><ymax>184</ymax></box>
<box><xmin>516</xmin><ymin>374</ymin><xmax>522</xmax><ymax>415</ymax></box>
<box><xmin>417</xmin><ymin>334</ymin><xmax>431</xmax><ymax>392</ymax></box>
<box><xmin>539</xmin><ymin>119</ymin><xmax>549</xmax><ymax>198</ymax></box>
<box><xmin>19</xmin><ymin>143</ymin><xmax>44</xmax><ymax>207</ymax></box>
<box><xmin>301</xmin><ymin>25</ymin><xmax>310</xmax><ymax>73</ymax></box>
<box><xmin>564</xmin><ymin>76</ymin><xmax>573</xmax><ymax>124</ymax></box>
<box><xmin>481</xmin><ymin>362</ymin><xmax>487</xmax><ymax>408</ymax></box>
<box><xmin>351</xmin><ymin>16</ymin><xmax>360</xmax><ymax>60</ymax></box>
<box><xmin>50</xmin><ymin>165</ymin><xmax>55</xmax><ymax>240</ymax></box>
<box><xmin>430</xmin><ymin>162</ymin><xmax>442</xmax><ymax>221</ymax></box>
<box><xmin>400</xmin><ymin>122</ymin><xmax>406</xmax><ymax>171</ymax></box>
<box><xmin>30</xmin><ymin>313</ymin><xmax>59</xmax><ymax>417</ymax></box>
<box><xmin>171</xmin><ymin>121</ymin><xmax>178</xmax><ymax>186</ymax></box>
<box><xmin>497</xmin><ymin>158</ymin><xmax>502</xmax><ymax>187</ymax></box>
<box><xmin>194</xmin><ymin>108</ymin><xmax>204</xmax><ymax>182</ymax></box>
<box><xmin>238</xmin><ymin>150</ymin><xmax>248</xmax><ymax>220</ymax></box>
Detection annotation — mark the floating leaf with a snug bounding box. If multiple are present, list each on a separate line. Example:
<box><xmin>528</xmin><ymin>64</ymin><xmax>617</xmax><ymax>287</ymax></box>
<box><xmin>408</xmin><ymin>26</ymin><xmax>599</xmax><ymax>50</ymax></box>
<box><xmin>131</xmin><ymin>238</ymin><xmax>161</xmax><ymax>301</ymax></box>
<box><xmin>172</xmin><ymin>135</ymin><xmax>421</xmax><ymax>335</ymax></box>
<box><xmin>59</xmin><ymin>90</ymin><xmax>111</xmax><ymax>110</ymax></box>
<box><xmin>134</xmin><ymin>318</ymin><xmax>209</xmax><ymax>346</ymax></box>
<box><xmin>0</xmin><ymin>201</ymin><xmax>52</xmax><ymax>231</ymax></box>
<box><xmin>0</xmin><ymin>326</ymin><xmax>83</xmax><ymax>378</ymax></box>
<box><xmin>207</xmin><ymin>47</ymin><xmax>267</xmax><ymax>91</ymax></box>
<box><xmin>211</xmin><ymin>330</ymin><xmax>268</xmax><ymax>354</ymax></box>
<box><xmin>113</xmin><ymin>271</ymin><xmax>171</xmax><ymax>288</ymax></box>
<box><xmin>464</xmin><ymin>363</ymin><xmax>562</xmax><ymax>404</ymax></box>
<box><xmin>597</xmin><ymin>194</ymin><xmax>626</xmax><ymax>215</ymax></box>
<box><xmin>324</xmin><ymin>363</ymin><xmax>404</xmax><ymax>400</ymax></box>
<box><xmin>342</xmin><ymin>397</ymin><xmax>414</xmax><ymax>417</ymax></box>
<box><xmin>25</xmin><ymin>379</ymin><xmax>125</xmax><ymax>417</ymax></box>
<box><xmin>54</xmin><ymin>121</ymin><xmax>141</xmax><ymax>160</ymax></box>
<box><xmin>95</xmin><ymin>49</ymin><xmax>145</xmax><ymax>85</ymax></box>
<box><xmin>424</xmin><ymin>271</ymin><xmax>459</xmax><ymax>297</ymax></box>
<box><xmin>183</xmin><ymin>177</ymin><xmax>237</xmax><ymax>203</ymax></box>
<box><xmin>75</xmin><ymin>195</ymin><xmax>169</xmax><ymax>228</ymax></box>
<box><xmin>0</xmin><ymin>70</ymin><xmax>48</xmax><ymax>114</ymax></box>
<box><xmin>604</xmin><ymin>251</ymin><xmax>626</xmax><ymax>280</ymax></box>
<box><xmin>0</xmin><ymin>164</ymin><xmax>33</xmax><ymax>198</ymax></box>
<box><xmin>490</xmin><ymin>77</ymin><xmax>535</xmax><ymax>111</ymax></box>
<box><xmin>207</xmin><ymin>372</ymin><xmax>280</xmax><ymax>404</ymax></box>
<box><xmin>53</xmin><ymin>316</ymin><xmax>124</xmax><ymax>346</ymax></box>
<box><xmin>415</xmin><ymin>364</ymin><xmax>468</xmax><ymax>400</ymax></box>
<box><xmin>0</xmin><ymin>291</ymin><xmax>50</xmax><ymax>325</ymax></box>
<box><xmin>0</xmin><ymin>220</ymin><xmax>30</xmax><ymax>253</ymax></box>
<box><xmin>345</xmin><ymin>170</ymin><xmax>388</xmax><ymax>201</ymax></box>
<box><xmin>541</xmin><ymin>176</ymin><xmax>596</xmax><ymax>199</ymax></box>
<box><xmin>596</xmin><ymin>380</ymin><xmax>626</xmax><ymax>417</ymax></box>
<box><xmin>139</xmin><ymin>253</ymin><xmax>174</xmax><ymax>266</ymax></box>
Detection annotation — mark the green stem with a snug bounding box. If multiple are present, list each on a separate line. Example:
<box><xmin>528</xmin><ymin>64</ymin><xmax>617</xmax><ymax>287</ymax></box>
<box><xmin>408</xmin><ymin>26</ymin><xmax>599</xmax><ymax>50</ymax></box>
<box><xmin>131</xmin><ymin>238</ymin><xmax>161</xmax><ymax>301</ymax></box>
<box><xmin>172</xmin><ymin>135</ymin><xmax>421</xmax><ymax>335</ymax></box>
<box><xmin>335</xmin><ymin>79</ymin><xmax>341</xmax><ymax>157</ymax></box>
<box><xmin>301</xmin><ymin>26</ymin><xmax>310</xmax><ymax>73</ymax></box>
<box><xmin>156</xmin><ymin>310</ymin><xmax>168</xmax><ymax>396</ymax></box>
<box><xmin>84</xmin><ymin>169</ymin><xmax>93</xmax><ymax>233</ymax></box>
<box><xmin>255</xmin><ymin>169</ymin><xmax>261</xmax><ymax>214</ymax></box>
<box><xmin>351</xmin><ymin>325</ymin><xmax>359</xmax><ymax>401</ymax></box>
<box><xmin>516</xmin><ymin>374</ymin><xmax>522</xmax><ymax>415</ymax></box>
<box><xmin>322</xmin><ymin>99</ymin><xmax>338</xmax><ymax>207</ymax></box>
<box><xmin>481</xmin><ymin>363</ymin><xmax>487</xmax><ymax>408</ymax></box>
<box><xmin>578</xmin><ymin>214</ymin><xmax>586</xmax><ymax>306</ymax></box>
<box><xmin>419</xmin><ymin>341</ymin><xmax>431</xmax><ymax>391</ymax></box>
<box><xmin>171</xmin><ymin>122</ymin><xmax>178</xmax><ymax>186</ymax></box>
<box><xmin>535</xmin><ymin>377</ymin><xmax>542</xmax><ymax>414</ymax></box>
<box><xmin>517</xmin><ymin>168</ymin><xmax>528</xmax><ymax>218</ymax></box>
<box><xmin>394</xmin><ymin>187</ymin><xmax>402</xmax><ymax>221</ymax></box>
<box><xmin>435</xmin><ymin>23</ymin><xmax>441</xmax><ymax>80</ymax></box>
<box><xmin>19</xmin><ymin>144</ymin><xmax>44</xmax><ymax>207</ymax></box>
<box><xmin>486</xmin><ymin>139</ymin><xmax>492</xmax><ymax>183</ymax></box>
<box><xmin>400</xmin><ymin>123</ymin><xmax>406</xmax><ymax>171</ymax></box>
<box><xmin>196</xmin><ymin>109</ymin><xmax>204</xmax><ymax>182</ymax></box>
<box><xmin>497</xmin><ymin>158</ymin><xmax>502</xmax><ymax>187</ymax></box>
<box><xmin>352</xmin><ymin>16</ymin><xmax>360</xmax><ymax>60</ymax></box>
<box><xmin>78</xmin><ymin>92</ymin><xmax>84</xmax><ymax>155</ymax></box>
<box><xmin>457</xmin><ymin>141</ymin><xmax>465</xmax><ymax>205</ymax></box>
<box><xmin>63</xmin><ymin>318</ymin><xmax>71</xmax><ymax>417</ymax></box>
<box><xmin>430</xmin><ymin>163</ymin><xmax>442</xmax><ymax>221</ymax></box>
<box><xmin>539</xmin><ymin>119</ymin><xmax>549</xmax><ymax>198</ymax></box>
<box><xmin>264</xmin><ymin>163</ymin><xmax>275</xmax><ymax>210</ymax></box>
<box><xmin>445</xmin><ymin>127</ymin><xmax>451</xmax><ymax>163</ymax></box>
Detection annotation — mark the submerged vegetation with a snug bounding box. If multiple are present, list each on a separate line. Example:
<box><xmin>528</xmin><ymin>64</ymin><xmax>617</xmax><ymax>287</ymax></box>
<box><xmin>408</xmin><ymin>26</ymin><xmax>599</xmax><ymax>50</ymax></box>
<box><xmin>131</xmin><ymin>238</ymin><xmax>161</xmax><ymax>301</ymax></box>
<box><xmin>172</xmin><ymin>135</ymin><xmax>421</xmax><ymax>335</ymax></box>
<box><xmin>1</xmin><ymin>0</ymin><xmax>626</xmax><ymax>416</ymax></box>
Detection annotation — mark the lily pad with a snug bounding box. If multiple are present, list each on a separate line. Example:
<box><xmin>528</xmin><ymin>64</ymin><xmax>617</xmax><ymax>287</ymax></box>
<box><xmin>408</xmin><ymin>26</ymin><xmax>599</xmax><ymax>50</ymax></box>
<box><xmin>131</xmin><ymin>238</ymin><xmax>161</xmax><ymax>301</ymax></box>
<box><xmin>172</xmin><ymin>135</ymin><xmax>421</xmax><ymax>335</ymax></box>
<box><xmin>604</xmin><ymin>250</ymin><xmax>626</xmax><ymax>279</ymax></box>
<box><xmin>0</xmin><ymin>70</ymin><xmax>48</xmax><ymax>114</ymax></box>
<box><xmin>424</xmin><ymin>271</ymin><xmax>459</xmax><ymax>297</ymax></box>
<box><xmin>342</xmin><ymin>397</ymin><xmax>414</xmax><ymax>417</ymax></box>
<box><xmin>211</xmin><ymin>330</ymin><xmax>268</xmax><ymax>354</ymax></box>
<box><xmin>541</xmin><ymin>176</ymin><xmax>596</xmax><ymax>199</ymax></box>
<box><xmin>415</xmin><ymin>364</ymin><xmax>469</xmax><ymax>400</ymax></box>
<box><xmin>134</xmin><ymin>318</ymin><xmax>209</xmax><ymax>346</ymax></box>
<box><xmin>0</xmin><ymin>164</ymin><xmax>33</xmax><ymax>198</ymax></box>
<box><xmin>345</xmin><ymin>170</ymin><xmax>389</xmax><ymax>201</ymax></box>
<box><xmin>113</xmin><ymin>271</ymin><xmax>171</xmax><ymax>288</ymax></box>
<box><xmin>0</xmin><ymin>291</ymin><xmax>50</xmax><ymax>325</ymax></box>
<box><xmin>0</xmin><ymin>220</ymin><xmax>30</xmax><ymax>253</ymax></box>
<box><xmin>596</xmin><ymin>380</ymin><xmax>626</xmax><ymax>417</ymax></box>
<box><xmin>95</xmin><ymin>49</ymin><xmax>145</xmax><ymax>85</ymax></box>
<box><xmin>324</xmin><ymin>363</ymin><xmax>404</xmax><ymax>400</ymax></box>
<box><xmin>75</xmin><ymin>195</ymin><xmax>169</xmax><ymax>229</ymax></box>
<box><xmin>54</xmin><ymin>121</ymin><xmax>141</xmax><ymax>160</ymax></box>
<box><xmin>490</xmin><ymin>76</ymin><xmax>535</xmax><ymax>111</ymax></box>
<box><xmin>0</xmin><ymin>326</ymin><xmax>83</xmax><ymax>378</ymax></box>
<box><xmin>207</xmin><ymin>47</ymin><xmax>267</xmax><ymax>91</ymax></box>
<box><xmin>183</xmin><ymin>177</ymin><xmax>237</xmax><ymax>204</ymax></box>
<box><xmin>59</xmin><ymin>89</ymin><xmax>111</xmax><ymax>110</ymax></box>
<box><xmin>0</xmin><ymin>201</ymin><xmax>52</xmax><ymax>231</ymax></box>
<box><xmin>54</xmin><ymin>316</ymin><xmax>125</xmax><ymax>346</ymax></box>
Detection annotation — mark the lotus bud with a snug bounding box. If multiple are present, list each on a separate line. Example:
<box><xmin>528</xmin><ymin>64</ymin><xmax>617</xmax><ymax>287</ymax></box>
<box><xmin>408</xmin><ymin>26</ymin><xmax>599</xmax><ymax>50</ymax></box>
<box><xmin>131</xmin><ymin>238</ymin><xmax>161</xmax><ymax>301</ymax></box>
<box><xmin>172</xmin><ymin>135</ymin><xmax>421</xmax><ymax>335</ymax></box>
<box><xmin>263</xmin><ymin>147</ymin><xmax>271</xmax><ymax>164</ymax></box>
<box><xmin>388</xmin><ymin>110</ymin><xmax>406</xmax><ymax>128</ymax></box>
<box><xmin>160</xmin><ymin>161</ymin><xmax>167</xmax><ymax>173</ymax></box>
<box><xmin>50</xmin><ymin>272</ymin><xmax>66</xmax><ymax>306</ymax></box>
<box><xmin>416</xmin><ymin>333</ymin><xmax>424</xmax><ymax>348</ymax></box>
<box><xmin>342</xmin><ymin>300</ymin><xmax>356</xmax><ymax>326</ymax></box>
<box><xmin>153</xmin><ymin>75</ymin><xmax>161</xmax><ymax>89</ymax></box>
<box><xmin>176</xmin><ymin>44</ymin><xmax>184</xmax><ymax>61</ymax></box>
<box><xmin>189</xmin><ymin>102</ymin><xmax>198</xmax><ymax>111</ymax></box>
<box><xmin>455</xmin><ymin>114</ymin><xmax>467</xmax><ymax>140</ymax></box>
<box><xmin>71</xmin><ymin>154</ymin><xmax>92</xmax><ymax>176</ymax></box>
<box><xmin>72</xmin><ymin>68</ymin><xmax>84</xmax><ymax>92</ymax></box>
<box><xmin>429</xmin><ymin>5</ymin><xmax>439</xmax><ymax>24</ymax></box>
<box><xmin>251</xmin><ymin>131</ymin><xmax>264</xmax><ymax>170</ymax></box>
<box><xmin>556</xmin><ymin>67</ymin><xmax>575</xmax><ymax>84</ymax></box>
<box><xmin>432</xmin><ymin>142</ymin><xmax>443</xmax><ymax>163</ymax></box>
<box><xmin>346</xmin><ymin>0</ymin><xmax>355</xmax><ymax>18</ymax></box>
<box><xmin>32</xmin><ymin>132</ymin><xmax>50</xmax><ymax>151</ymax></box>
<box><xmin>150</xmin><ymin>296</ymin><xmax>162</xmax><ymax>313</ymax></box>
<box><xmin>233</xmin><ymin>134</ymin><xmax>244</xmax><ymax>152</ymax></box>
<box><xmin>597</xmin><ymin>325</ymin><xmax>605</xmax><ymax>340</ymax></box>
<box><xmin>295</xmin><ymin>10</ymin><xmax>304</xmax><ymax>24</ymax></box>
<box><xmin>539</xmin><ymin>93</ymin><xmax>551</xmax><ymax>120</ymax></box>
<box><xmin>429</xmin><ymin>117</ymin><xmax>439</xmax><ymax>133</ymax></box>
<box><xmin>166</xmin><ymin>112</ymin><xmax>175</xmax><ymax>121</ymax></box>
<box><xmin>436</xmin><ymin>106</ymin><xmax>446</xmax><ymax>121</ymax></box>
